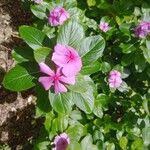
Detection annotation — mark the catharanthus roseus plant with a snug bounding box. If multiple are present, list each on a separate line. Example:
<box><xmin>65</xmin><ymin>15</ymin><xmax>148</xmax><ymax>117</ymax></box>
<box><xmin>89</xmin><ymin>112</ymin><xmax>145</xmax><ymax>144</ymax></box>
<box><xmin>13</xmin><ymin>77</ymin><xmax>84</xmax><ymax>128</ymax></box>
<box><xmin>3</xmin><ymin>0</ymin><xmax>150</xmax><ymax>149</ymax></box>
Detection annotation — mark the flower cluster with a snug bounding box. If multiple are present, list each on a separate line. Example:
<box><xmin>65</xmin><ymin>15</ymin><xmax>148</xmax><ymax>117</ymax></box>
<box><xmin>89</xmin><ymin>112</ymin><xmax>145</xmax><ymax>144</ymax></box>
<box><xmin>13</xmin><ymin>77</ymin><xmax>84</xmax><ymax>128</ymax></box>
<box><xmin>134</xmin><ymin>21</ymin><xmax>150</xmax><ymax>38</ymax></box>
<box><xmin>48</xmin><ymin>7</ymin><xmax>70</xmax><ymax>26</ymax></box>
<box><xmin>108</xmin><ymin>70</ymin><xmax>122</xmax><ymax>88</ymax></box>
<box><xmin>52</xmin><ymin>133</ymin><xmax>70</xmax><ymax>150</ymax></box>
<box><xmin>39</xmin><ymin>44</ymin><xmax>82</xmax><ymax>93</ymax></box>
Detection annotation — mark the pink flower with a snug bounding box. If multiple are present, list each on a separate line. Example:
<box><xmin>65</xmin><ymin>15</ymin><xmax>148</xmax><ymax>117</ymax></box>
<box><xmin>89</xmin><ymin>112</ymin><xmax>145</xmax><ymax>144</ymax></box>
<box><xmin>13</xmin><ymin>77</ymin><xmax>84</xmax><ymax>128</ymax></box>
<box><xmin>108</xmin><ymin>70</ymin><xmax>122</xmax><ymax>88</ymax></box>
<box><xmin>38</xmin><ymin>63</ymin><xmax>75</xmax><ymax>93</ymax></box>
<box><xmin>52</xmin><ymin>44</ymin><xmax>82</xmax><ymax>77</ymax></box>
<box><xmin>52</xmin><ymin>133</ymin><xmax>70</xmax><ymax>150</ymax></box>
<box><xmin>99</xmin><ymin>21</ymin><xmax>110</xmax><ymax>32</ymax></box>
<box><xmin>48</xmin><ymin>7</ymin><xmax>70</xmax><ymax>26</ymax></box>
<box><xmin>134</xmin><ymin>21</ymin><xmax>150</xmax><ymax>38</ymax></box>
<box><xmin>33</xmin><ymin>0</ymin><xmax>43</xmax><ymax>4</ymax></box>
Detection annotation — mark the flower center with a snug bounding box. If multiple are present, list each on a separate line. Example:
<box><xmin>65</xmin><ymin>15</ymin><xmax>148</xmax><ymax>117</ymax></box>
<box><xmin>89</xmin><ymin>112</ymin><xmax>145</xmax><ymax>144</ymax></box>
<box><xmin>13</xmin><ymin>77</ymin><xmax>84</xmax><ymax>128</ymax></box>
<box><xmin>53</xmin><ymin>75</ymin><xmax>60</xmax><ymax>81</ymax></box>
<box><xmin>66</xmin><ymin>51</ymin><xmax>75</xmax><ymax>63</ymax></box>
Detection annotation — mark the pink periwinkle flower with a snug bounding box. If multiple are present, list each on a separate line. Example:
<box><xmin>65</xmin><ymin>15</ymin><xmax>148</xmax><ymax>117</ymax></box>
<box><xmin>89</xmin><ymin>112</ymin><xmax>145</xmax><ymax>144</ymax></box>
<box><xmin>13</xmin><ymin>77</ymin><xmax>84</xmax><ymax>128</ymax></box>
<box><xmin>99</xmin><ymin>21</ymin><xmax>110</xmax><ymax>32</ymax></box>
<box><xmin>52</xmin><ymin>44</ymin><xmax>82</xmax><ymax>77</ymax></box>
<box><xmin>48</xmin><ymin>7</ymin><xmax>70</xmax><ymax>26</ymax></box>
<box><xmin>38</xmin><ymin>62</ymin><xmax>75</xmax><ymax>93</ymax></box>
<box><xmin>108</xmin><ymin>70</ymin><xmax>122</xmax><ymax>88</ymax></box>
<box><xmin>134</xmin><ymin>21</ymin><xmax>150</xmax><ymax>38</ymax></box>
<box><xmin>52</xmin><ymin>133</ymin><xmax>70</xmax><ymax>150</ymax></box>
<box><xmin>33</xmin><ymin>0</ymin><xmax>43</xmax><ymax>4</ymax></box>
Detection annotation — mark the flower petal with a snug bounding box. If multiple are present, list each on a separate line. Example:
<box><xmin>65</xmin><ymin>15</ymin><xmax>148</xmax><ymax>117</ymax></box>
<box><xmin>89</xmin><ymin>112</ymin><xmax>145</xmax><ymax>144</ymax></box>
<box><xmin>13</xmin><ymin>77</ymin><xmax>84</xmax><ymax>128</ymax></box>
<box><xmin>62</xmin><ymin>59</ymin><xmax>82</xmax><ymax>77</ymax></box>
<box><xmin>59</xmin><ymin>76</ymin><xmax>75</xmax><ymax>85</ymax></box>
<box><xmin>39</xmin><ymin>62</ymin><xmax>54</xmax><ymax>76</ymax></box>
<box><xmin>38</xmin><ymin>76</ymin><xmax>53</xmax><ymax>90</ymax></box>
<box><xmin>52</xmin><ymin>53</ymin><xmax>68</xmax><ymax>66</ymax></box>
<box><xmin>54</xmin><ymin>81</ymin><xmax>67</xmax><ymax>93</ymax></box>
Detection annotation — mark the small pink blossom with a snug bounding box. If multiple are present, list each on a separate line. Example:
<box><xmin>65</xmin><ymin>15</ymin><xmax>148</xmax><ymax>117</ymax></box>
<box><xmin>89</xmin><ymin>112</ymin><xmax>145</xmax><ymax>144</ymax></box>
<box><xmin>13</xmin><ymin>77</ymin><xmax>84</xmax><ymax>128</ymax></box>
<box><xmin>38</xmin><ymin>62</ymin><xmax>75</xmax><ymax>93</ymax></box>
<box><xmin>33</xmin><ymin>0</ymin><xmax>43</xmax><ymax>4</ymax></box>
<box><xmin>99</xmin><ymin>21</ymin><xmax>110</xmax><ymax>32</ymax></box>
<box><xmin>134</xmin><ymin>21</ymin><xmax>150</xmax><ymax>38</ymax></box>
<box><xmin>52</xmin><ymin>133</ymin><xmax>70</xmax><ymax>150</ymax></box>
<box><xmin>52</xmin><ymin>44</ymin><xmax>82</xmax><ymax>77</ymax></box>
<box><xmin>108</xmin><ymin>70</ymin><xmax>122</xmax><ymax>88</ymax></box>
<box><xmin>48</xmin><ymin>7</ymin><xmax>70</xmax><ymax>26</ymax></box>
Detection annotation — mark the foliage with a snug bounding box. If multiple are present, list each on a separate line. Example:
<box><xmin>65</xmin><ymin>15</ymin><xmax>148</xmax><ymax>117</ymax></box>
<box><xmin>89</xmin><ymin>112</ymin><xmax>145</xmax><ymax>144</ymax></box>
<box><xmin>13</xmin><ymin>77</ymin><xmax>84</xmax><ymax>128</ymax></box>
<box><xmin>3</xmin><ymin>0</ymin><xmax>150</xmax><ymax>149</ymax></box>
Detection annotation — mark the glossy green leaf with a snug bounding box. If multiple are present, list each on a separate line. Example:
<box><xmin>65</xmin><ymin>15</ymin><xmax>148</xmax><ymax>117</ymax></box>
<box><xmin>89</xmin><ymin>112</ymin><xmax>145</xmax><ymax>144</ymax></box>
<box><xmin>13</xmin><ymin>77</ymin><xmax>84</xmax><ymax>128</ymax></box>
<box><xmin>81</xmin><ymin>61</ymin><xmax>101</xmax><ymax>75</ymax></box>
<box><xmin>119</xmin><ymin>137</ymin><xmax>128</xmax><ymax>150</ymax></box>
<box><xmin>19</xmin><ymin>26</ymin><xmax>50</xmax><ymax>49</ymax></box>
<box><xmin>142</xmin><ymin>126</ymin><xmax>150</xmax><ymax>146</ymax></box>
<box><xmin>31</xmin><ymin>4</ymin><xmax>47</xmax><ymax>19</ymax></box>
<box><xmin>34</xmin><ymin>47</ymin><xmax>52</xmax><ymax>63</ymax></box>
<box><xmin>12</xmin><ymin>47</ymin><xmax>34</xmax><ymax>63</ymax></box>
<box><xmin>80</xmin><ymin>35</ymin><xmax>105</xmax><ymax>66</ymax></box>
<box><xmin>3</xmin><ymin>62</ymin><xmax>39</xmax><ymax>91</ymax></box>
<box><xmin>143</xmin><ymin>41</ymin><xmax>150</xmax><ymax>63</ymax></box>
<box><xmin>81</xmin><ymin>134</ymin><xmax>98</xmax><ymax>150</ymax></box>
<box><xmin>67</xmin><ymin>124</ymin><xmax>85</xmax><ymax>142</ymax></box>
<box><xmin>70</xmin><ymin>76</ymin><xmax>95</xmax><ymax>114</ymax></box>
<box><xmin>93</xmin><ymin>99</ymin><xmax>103</xmax><ymax>118</ymax></box>
<box><xmin>51</xmin><ymin>115</ymin><xmax>68</xmax><ymax>133</ymax></box>
<box><xmin>57</xmin><ymin>20</ymin><xmax>84</xmax><ymax>49</ymax></box>
<box><xmin>35</xmin><ymin>85</ymin><xmax>51</xmax><ymax>117</ymax></box>
<box><xmin>49</xmin><ymin>92</ymin><xmax>73</xmax><ymax>114</ymax></box>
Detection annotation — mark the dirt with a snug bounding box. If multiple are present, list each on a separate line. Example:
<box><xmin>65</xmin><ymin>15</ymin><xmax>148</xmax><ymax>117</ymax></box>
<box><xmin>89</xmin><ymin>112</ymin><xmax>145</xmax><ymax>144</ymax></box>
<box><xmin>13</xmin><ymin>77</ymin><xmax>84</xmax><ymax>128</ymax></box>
<box><xmin>0</xmin><ymin>0</ymin><xmax>42</xmax><ymax>149</ymax></box>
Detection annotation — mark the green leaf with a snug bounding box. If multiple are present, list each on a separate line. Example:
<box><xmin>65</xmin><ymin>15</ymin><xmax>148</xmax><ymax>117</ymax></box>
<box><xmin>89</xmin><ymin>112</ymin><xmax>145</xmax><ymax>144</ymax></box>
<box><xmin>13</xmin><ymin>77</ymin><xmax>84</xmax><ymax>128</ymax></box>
<box><xmin>143</xmin><ymin>99</ymin><xmax>150</xmax><ymax>115</ymax></box>
<box><xmin>142</xmin><ymin>3</ymin><xmax>150</xmax><ymax>21</ymax></box>
<box><xmin>19</xmin><ymin>26</ymin><xmax>50</xmax><ymax>49</ymax></box>
<box><xmin>119</xmin><ymin>137</ymin><xmax>128</xmax><ymax>150</ymax></box>
<box><xmin>31</xmin><ymin>4</ymin><xmax>47</xmax><ymax>19</ymax></box>
<box><xmin>81</xmin><ymin>61</ymin><xmax>101</xmax><ymax>75</ymax></box>
<box><xmin>34</xmin><ymin>47</ymin><xmax>52</xmax><ymax>63</ymax></box>
<box><xmin>68</xmin><ymin>142</ymin><xmax>81</xmax><ymax>150</ymax></box>
<box><xmin>134</xmin><ymin>52</ymin><xmax>146</xmax><ymax>72</ymax></box>
<box><xmin>106</xmin><ymin>142</ymin><xmax>115</xmax><ymax>150</ymax></box>
<box><xmin>121</xmin><ymin>53</ymin><xmax>135</xmax><ymax>67</ymax></box>
<box><xmin>68</xmin><ymin>75</ymin><xmax>88</xmax><ymax>93</ymax></box>
<box><xmin>143</xmin><ymin>41</ymin><xmax>150</xmax><ymax>63</ymax></box>
<box><xmin>70</xmin><ymin>76</ymin><xmax>95</xmax><ymax>114</ymax></box>
<box><xmin>71</xmin><ymin>89</ymin><xmax>94</xmax><ymax>114</ymax></box>
<box><xmin>34</xmin><ymin>141</ymin><xmax>50</xmax><ymax>150</ymax></box>
<box><xmin>44</xmin><ymin>111</ymin><xmax>54</xmax><ymax>132</ymax></box>
<box><xmin>57</xmin><ymin>20</ymin><xmax>84</xmax><ymax>49</ymax></box>
<box><xmin>35</xmin><ymin>85</ymin><xmax>51</xmax><ymax>117</ymax></box>
<box><xmin>118</xmin><ymin>81</ymin><xmax>129</xmax><ymax>92</ymax></box>
<box><xmin>101</xmin><ymin>62</ymin><xmax>111</xmax><ymax>73</ymax></box>
<box><xmin>80</xmin><ymin>35</ymin><xmax>105</xmax><ymax>66</ymax></box>
<box><xmin>12</xmin><ymin>47</ymin><xmax>34</xmax><ymax>63</ymax></box>
<box><xmin>67</xmin><ymin>124</ymin><xmax>85</xmax><ymax>142</ymax></box>
<box><xmin>87</xmin><ymin>0</ymin><xmax>96</xmax><ymax>7</ymax></box>
<box><xmin>49</xmin><ymin>92</ymin><xmax>73</xmax><ymax>114</ymax></box>
<box><xmin>142</xmin><ymin>126</ymin><xmax>150</xmax><ymax>146</ymax></box>
<box><xmin>51</xmin><ymin>115</ymin><xmax>68</xmax><ymax>133</ymax></box>
<box><xmin>3</xmin><ymin>62</ymin><xmax>39</xmax><ymax>91</ymax></box>
<box><xmin>93</xmin><ymin>99</ymin><xmax>103</xmax><ymax>118</ymax></box>
<box><xmin>81</xmin><ymin>134</ymin><xmax>98</xmax><ymax>150</ymax></box>
<box><xmin>119</xmin><ymin>43</ymin><xmax>136</xmax><ymax>54</ymax></box>
<box><xmin>131</xmin><ymin>138</ymin><xmax>143</xmax><ymax>150</ymax></box>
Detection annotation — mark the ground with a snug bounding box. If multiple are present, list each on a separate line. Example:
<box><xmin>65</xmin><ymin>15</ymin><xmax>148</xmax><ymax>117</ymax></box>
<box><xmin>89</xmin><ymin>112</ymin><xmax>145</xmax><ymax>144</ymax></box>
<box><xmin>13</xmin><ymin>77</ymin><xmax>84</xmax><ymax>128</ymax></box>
<box><xmin>0</xmin><ymin>0</ymin><xmax>42</xmax><ymax>149</ymax></box>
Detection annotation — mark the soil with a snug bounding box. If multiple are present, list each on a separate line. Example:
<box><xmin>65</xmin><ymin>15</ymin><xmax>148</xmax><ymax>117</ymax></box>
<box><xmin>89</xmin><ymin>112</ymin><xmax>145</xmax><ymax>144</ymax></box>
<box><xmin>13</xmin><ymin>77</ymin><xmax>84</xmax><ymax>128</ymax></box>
<box><xmin>0</xmin><ymin>0</ymin><xmax>42</xmax><ymax>149</ymax></box>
